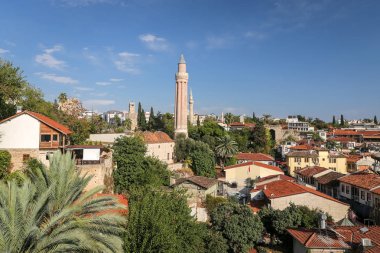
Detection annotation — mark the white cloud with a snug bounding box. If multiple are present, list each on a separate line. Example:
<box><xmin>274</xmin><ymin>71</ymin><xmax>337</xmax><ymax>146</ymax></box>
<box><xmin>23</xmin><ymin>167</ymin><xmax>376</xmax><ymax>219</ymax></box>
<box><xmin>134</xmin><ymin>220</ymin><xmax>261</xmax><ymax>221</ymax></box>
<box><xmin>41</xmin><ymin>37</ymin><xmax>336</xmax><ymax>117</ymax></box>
<box><xmin>75</xmin><ymin>86</ymin><xmax>94</xmax><ymax>91</ymax></box>
<box><xmin>96</xmin><ymin>81</ymin><xmax>112</xmax><ymax>86</ymax></box>
<box><xmin>35</xmin><ymin>72</ymin><xmax>78</xmax><ymax>84</ymax></box>
<box><xmin>83</xmin><ymin>99</ymin><xmax>115</xmax><ymax>106</ymax></box>
<box><xmin>114</xmin><ymin>51</ymin><xmax>140</xmax><ymax>74</ymax></box>
<box><xmin>0</xmin><ymin>48</ymin><xmax>10</xmax><ymax>54</ymax></box>
<box><xmin>110</xmin><ymin>78</ymin><xmax>124</xmax><ymax>82</ymax></box>
<box><xmin>139</xmin><ymin>34</ymin><xmax>169</xmax><ymax>51</ymax></box>
<box><xmin>35</xmin><ymin>45</ymin><xmax>66</xmax><ymax>69</ymax></box>
<box><xmin>82</xmin><ymin>47</ymin><xmax>100</xmax><ymax>65</ymax></box>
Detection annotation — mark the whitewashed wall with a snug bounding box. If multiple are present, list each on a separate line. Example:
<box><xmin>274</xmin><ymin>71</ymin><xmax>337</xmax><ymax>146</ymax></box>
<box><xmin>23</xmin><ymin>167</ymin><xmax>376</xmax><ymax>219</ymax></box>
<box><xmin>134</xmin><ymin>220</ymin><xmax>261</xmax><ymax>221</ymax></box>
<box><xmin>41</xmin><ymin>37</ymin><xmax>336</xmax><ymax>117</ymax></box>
<box><xmin>83</xmin><ymin>148</ymin><xmax>100</xmax><ymax>161</ymax></box>
<box><xmin>0</xmin><ymin>114</ymin><xmax>40</xmax><ymax>149</ymax></box>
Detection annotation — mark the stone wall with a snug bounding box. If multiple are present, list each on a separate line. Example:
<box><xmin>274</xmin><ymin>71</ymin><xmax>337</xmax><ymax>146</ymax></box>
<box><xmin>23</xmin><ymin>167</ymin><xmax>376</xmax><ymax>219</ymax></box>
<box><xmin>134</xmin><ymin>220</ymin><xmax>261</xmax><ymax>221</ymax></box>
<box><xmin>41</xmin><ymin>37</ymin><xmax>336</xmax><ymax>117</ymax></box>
<box><xmin>2</xmin><ymin>149</ymin><xmax>40</xmax><ymax>171</ymax></box>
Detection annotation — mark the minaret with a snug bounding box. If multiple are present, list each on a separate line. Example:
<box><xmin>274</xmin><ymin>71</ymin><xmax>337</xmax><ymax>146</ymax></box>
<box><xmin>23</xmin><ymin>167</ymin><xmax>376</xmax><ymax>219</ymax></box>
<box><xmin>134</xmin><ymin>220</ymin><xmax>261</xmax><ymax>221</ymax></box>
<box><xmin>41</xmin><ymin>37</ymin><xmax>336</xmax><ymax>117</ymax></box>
<box><xmin>189</xmin><ymin>88</ymin><xmax>194</xmax><ymax>125</ymax></box>
<box><xmin>174</xmin><ymin>54</ymin><xmax>189</xmax><ymax>138</ymax></box>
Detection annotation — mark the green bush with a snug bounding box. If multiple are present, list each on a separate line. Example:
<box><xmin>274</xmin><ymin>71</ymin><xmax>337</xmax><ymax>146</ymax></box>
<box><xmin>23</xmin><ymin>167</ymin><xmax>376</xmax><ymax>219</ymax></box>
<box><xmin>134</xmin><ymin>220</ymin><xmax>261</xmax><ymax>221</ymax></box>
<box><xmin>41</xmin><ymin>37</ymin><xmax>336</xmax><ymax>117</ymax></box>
<box><xmin>0</xmin><ymin>150</ymin><xmax>11</xmax><ymax>179</ymax></box>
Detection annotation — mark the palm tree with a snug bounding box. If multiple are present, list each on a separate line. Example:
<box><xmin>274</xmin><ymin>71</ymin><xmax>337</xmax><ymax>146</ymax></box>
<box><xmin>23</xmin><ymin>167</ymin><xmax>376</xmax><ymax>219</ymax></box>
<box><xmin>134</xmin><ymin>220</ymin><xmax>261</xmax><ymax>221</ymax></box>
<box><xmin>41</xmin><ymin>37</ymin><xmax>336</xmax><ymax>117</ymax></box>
<box><xmin>0</xmin><ymin>152</ymin><xmax>126</xmax><ymax>252</ymax></box>
<box><xmin>215</xmin><ymin>135</ymin><xmax>238</xmax><ymax>170</ymax></box>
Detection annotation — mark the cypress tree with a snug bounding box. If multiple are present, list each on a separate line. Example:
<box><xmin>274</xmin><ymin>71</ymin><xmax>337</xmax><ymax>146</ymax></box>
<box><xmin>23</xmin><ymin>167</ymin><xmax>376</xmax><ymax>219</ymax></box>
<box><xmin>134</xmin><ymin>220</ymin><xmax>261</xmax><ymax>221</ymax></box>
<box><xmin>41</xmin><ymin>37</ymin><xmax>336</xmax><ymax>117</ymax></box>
<box><xmin>137</xmin><ymin>102</ymin><xmax>142</xmax><ymax>128</ymax></box>
<box><xmin>340</xmin><ymin>114</ymin><xmax>344</xmax><ymax>126</ymax></box>
<box><xmin>332</xmin><ymin>115</ymin><xmax>336</xmax><ymax>125</ymax></box>
<box><xmin>197</xmin><ymin>116</ymin><xmax>200</xmax><ymax>127</ymax></box>
<box><xmin>140</xmin><ymin>109</ymin><xmax>147</xmax><ymax>130</ymax></box>
<box><xmin>148</xmin><ymin>107</ymin><xmax>155</xmax><ymax>130</ymax></box>
<box><xmin>374</xmin><ymin>115</ymin><xmax>378</xmax><ymax>125</ymax></box>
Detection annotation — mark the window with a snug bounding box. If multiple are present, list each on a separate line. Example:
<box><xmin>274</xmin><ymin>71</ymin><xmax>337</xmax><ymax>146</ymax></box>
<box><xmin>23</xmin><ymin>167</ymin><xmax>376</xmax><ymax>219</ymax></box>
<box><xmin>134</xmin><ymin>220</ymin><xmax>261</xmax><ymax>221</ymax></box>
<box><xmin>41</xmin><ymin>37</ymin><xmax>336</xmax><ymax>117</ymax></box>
<box><xmin>341</xmin><ymin>184</ymin><xmax>345</xmax><ymax>193</ymax></box>
<box><xmin>41</xmin><ymin>134</ymin><xmax>51</xmax><ymax>142</ymax></box>
<box><xmin>167</xmin><ymin>153</ymin><xmax>170</xmax><ymax>160</ymax></box>
<box><xmin>158</xmin><ymin>145</ymin><xmax>160</xmax><ymax>149</ymax></box>
<box><xmin>361</xmin><ymin>191</ymin><xmax>365</xmax><ymax>200</ymax></box>
<box><xmin>52</xmin><ymin>134</ymin><xmax>58</xmax><ymax>141</ymax></box>
<box><xmin>304</xmin><ymin>158</ymin><xmax>309</xmax><ymax>163</ymax></box>
<box><xmin>312</xmin><ymin>158</ymin><xmax>319</xmax><ymax>164</ymax></box>
<box><xmin>23</xmin><ymin>154</ymin><xmax>30</xmax><ymax>162</ymax></box>
<box><xmin>329</xmin><ymin>158</ymin><xmax>337</xmax><ymax>163</ymax></box>
<box><xmin>346</xmin><ymin>186</ymin><xmax>349</xmax><ymax>194</ymax></box>
<box><xmin>329</xmin><ymin>167</ymin><xmax>336</xmax><ymax>171</ymax></box>
<box><xmin>367</xmin><ymin>193</ymin><xmax>372</xmax><ymax>201</ymax></box>
<box><xmin>295</xmin><ymin>157</ymin><xmax>301</xmax><ymax>162</ymax></box>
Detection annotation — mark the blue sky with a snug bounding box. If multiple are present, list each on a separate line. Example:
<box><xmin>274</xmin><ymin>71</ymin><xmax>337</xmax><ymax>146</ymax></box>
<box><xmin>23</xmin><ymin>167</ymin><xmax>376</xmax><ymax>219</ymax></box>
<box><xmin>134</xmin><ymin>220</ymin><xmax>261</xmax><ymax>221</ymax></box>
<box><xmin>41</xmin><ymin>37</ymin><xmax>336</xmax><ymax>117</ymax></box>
<box><xmin>1</xmin><ymin>0</ymin><xmax>380</xmax><ymax>120</ymax></box>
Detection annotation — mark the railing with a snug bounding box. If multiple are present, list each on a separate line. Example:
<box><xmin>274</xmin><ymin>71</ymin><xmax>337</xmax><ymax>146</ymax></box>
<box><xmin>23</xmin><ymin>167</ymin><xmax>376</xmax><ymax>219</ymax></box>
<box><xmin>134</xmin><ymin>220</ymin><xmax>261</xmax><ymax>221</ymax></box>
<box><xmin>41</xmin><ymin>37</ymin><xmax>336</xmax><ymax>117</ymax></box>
<box><xmin>75</xmin><ymin>159</ymin><xmax>104</xmax><ymax>165</ymax></box>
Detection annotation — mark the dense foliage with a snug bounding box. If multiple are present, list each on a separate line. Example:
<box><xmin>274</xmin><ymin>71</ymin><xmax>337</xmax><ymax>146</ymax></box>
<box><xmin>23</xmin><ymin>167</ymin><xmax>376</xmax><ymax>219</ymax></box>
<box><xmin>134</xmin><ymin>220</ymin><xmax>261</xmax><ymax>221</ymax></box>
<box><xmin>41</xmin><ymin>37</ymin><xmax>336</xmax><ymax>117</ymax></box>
<box><xmin>125</xmin><ymin>189</ymin><xmax>206</xmax><ymax>253</ymax></box>
<box><xmin>112</xmin><ymin>136</ymin><xmax>170</xmax><ymax>193</ymax></box>
<box><xmin>0</xmin><ymin>150</ymin><xmax>11</xmax><ymax>180</ymax></box>
<box><xmin>210</xmin><ymin>202</ymin><xmax>264</xmax><ymax>253</ymax></box>
<box><xmin>0</xmin><ymin>152</ymin><xmax>126</xmax><ymax>252</ymax></box>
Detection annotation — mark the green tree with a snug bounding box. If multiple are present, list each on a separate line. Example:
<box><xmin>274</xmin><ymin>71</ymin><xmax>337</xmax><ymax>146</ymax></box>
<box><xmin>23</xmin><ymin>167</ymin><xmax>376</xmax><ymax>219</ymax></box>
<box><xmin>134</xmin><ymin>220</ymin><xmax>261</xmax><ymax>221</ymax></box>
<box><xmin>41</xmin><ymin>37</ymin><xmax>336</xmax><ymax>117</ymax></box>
<box><xmin>374</xmin><ymin>115</ymin><xmax>378</xmax><ymax>125</ymax></box>
<box><xmin>0</xmin><ymin>152</ymin><xmax>126</xmax><ymax>252</ymax></box>
<box><xmin>215</xmin><ymin>135</ymin><xmax>238</xmax><ymax>169</ymax></box>
<box><xmin>112</xmin><ymin>136</ymin><xmax>170</xmax><ymax>193</ymax></box>
<box><xmin>340</xmin><ymin>114</ymin><xmax>344</xmax><ymax>126</ymax></box>
<box><xmin>124</xmin><ymin>118</ymin><xmax>132</xmax><ymax>130</ymax></box>
<box><xmin>57</xmin><ymin>92</ymin><xmax>68</xmax><ymax>103</ymax></box>
<box><xmin>190</xmin><ymin>149</ymin><xmax>216</xmax><ymax>177</ymax></box>
<box><xmin>124</xmin><ymin>189</ymin><xmax>206</xmax><ymax>253</ymax></box>
<box><xmin>210</xmin><ymin>202</ymin><xmax>263</xmax><ymax>253</ymax></box>
<box><xmin>137</xmin><ymin>102</ymin><xmax>147</xmax><ymax>130</ymax></box>
<box><xmin>248</xmin><ymin>121</ymin><xmax>268</xmax><ymax>153</ymax></box>
<box><xmin>0</xmin><ymin>150</ymin><xmax>11</xmax><ymax>180</ymax></box>
<box><xmin>147</xmin><ymin>106</ymin><xmax>155</xmax><ymax>130</ymax></box>
<box><xmin>332</xmin><ymin>115</ymin><xmax>336</xmax><ymax>125</ymax></box>
<box><xmin>204</xmin><ymin>230</ymin><xmax>228</xmax><ymax>253</ymax></box>
<box><xmin>204</xmin><ymin>195</ymin><xmax>228</xmax><ymax>214</ymax></box>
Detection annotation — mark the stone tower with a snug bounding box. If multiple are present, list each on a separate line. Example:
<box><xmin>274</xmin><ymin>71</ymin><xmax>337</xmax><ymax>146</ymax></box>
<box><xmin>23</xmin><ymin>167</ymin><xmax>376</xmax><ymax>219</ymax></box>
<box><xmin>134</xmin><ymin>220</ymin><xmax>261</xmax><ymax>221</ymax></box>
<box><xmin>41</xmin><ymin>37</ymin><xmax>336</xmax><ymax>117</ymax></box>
<box><xmin>189</xmin><ymin>88</ymin><xmax>194</xmax><ymax>125</ymax></box>
<box><xmin>174</xmin><ymin>54</ymin><xmax>189</xmax><ymax>138</ymax></box>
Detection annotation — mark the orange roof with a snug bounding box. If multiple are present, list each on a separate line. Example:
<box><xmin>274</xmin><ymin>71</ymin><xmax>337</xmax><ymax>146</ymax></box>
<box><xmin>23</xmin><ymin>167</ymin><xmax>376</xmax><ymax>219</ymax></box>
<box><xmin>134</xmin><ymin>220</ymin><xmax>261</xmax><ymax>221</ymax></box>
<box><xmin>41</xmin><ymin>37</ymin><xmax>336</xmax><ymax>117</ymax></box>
<box><xmin>328</xmin><ymin>137</ymin><xmax>356</xmax><ymax>142</ymax></box>
<box><xmin>95</xmin><ymin>194</ymin><xmax>128</xmax><ymax>215</ymax></box>
<box><xmin>0</xmin><ymin>110</ymin><xmax>71</xmax><ymax>134</ymax></box>
<box><xmin>330</xmin><ymin>129</ymin><xmax>362</xmax><ymax>136</ymax></box>
<box><xmin>252</xmin><ymin>180</ymin><xmax>348</xmax><ymax>205</ymax></box>
<box><xmin>290</xmin><ymin>144</ymin><xmax>314</xmax><ymax>150</ymax></box>
<box><xmin>224</xmin><ymin>161</ymin><xmax>283</xmax><ymax>173</ymax></box>
<box><xmin>141</xmin><ymin>131</ymin><xmax>174</xmax><ymax>144</ymax></box>
<box><xmin>236</xmin><ymin>152</ymin><xmax>274</xmax><ymax>161</ymax></box>
<box><xmin>295</xmin><ymin>166</ymin><xmax>329</xmax><ymax>177</ymax></box>
<box><xmin>338</xmin><ymin>170</ymin><xmax>380</xmax><ymax>190</ymax></box>
<box><xmin>288</xmin><ymin>226</ymin><xmax>380</xmax><ymax>253</ymax></box>
<box><xmin>256</xmin><ymin>174</ymin><xmax>295</xmax><ymax>183</ymax></box>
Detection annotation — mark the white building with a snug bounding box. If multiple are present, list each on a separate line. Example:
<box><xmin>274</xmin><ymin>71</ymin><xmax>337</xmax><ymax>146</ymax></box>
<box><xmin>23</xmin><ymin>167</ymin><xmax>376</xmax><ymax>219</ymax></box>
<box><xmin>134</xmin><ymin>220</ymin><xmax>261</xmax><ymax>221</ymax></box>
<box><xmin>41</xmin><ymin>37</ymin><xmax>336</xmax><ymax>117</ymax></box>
<box><xmin>0</xmin><ymin>110</ymin><xmax>71</xmax><ymax>170</ymax></box>
<box><xmin>287</xmin><ymin>116</ymin><xmax>314</xmax><ymax>132</ymax></box>
<box><xmin>141</xmin><ymin>131</ymin><xmax>175</xmax><ymax>164</ymax></box>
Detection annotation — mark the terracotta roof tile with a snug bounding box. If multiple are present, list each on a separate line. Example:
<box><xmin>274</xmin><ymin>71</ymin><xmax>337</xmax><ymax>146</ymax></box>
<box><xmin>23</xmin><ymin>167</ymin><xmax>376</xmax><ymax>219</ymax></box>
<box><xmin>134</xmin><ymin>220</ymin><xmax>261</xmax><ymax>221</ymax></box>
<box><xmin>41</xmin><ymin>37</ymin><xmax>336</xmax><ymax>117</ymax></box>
<box><xmin>252</xmin><ymin>180</ymin><xmax>348</xmax><ymax>205</ymax></box>
<box><xmin>296</xmin><ymin>166</ymin><xmax>329</xmax><ymax>177</ymax></box>
<box><xmin>0</xmin><ymin>110</ymin><xmax>72</xmax><ymax>134</ymax></box>
<box><xmin>236</xmin><ymin>153</ymin><xmax>274</xmax><ymax>161</ymax></box>
<box><xmin>288</xmin><ymin>226</ymin><xmax>380</xmax><ymax>253</ymax></box>
<box><xmin>141</xmin><ymin>131</ymin><xmax>174</xmax><ymax>144</ymax></box>
<box><xmin>224</xmin><ymin>161</ymin><xmax>283</xmax><ymax>173</ymax></box>
<box><xmin>256</xmin><ymin>174</ymin><xmax>295</xmax><ymax>184</ymax></box>
<box><xmin>315</xmin><ymin>171</ymin><xmax>345</xmax><ymax>185</ymax></box>
<box><xmin>338</xmin><ymin>171</ymin><xmax>380</xmax><ymax>190</ymax></box>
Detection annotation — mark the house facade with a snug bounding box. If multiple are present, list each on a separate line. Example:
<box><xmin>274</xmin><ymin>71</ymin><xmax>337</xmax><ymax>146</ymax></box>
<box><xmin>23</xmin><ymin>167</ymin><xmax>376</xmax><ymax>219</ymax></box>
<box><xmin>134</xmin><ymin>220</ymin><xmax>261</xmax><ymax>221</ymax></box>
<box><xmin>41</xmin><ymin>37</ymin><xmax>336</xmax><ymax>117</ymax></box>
<box><xmin>286</xmin><ymin>149</ymin><xmax>347</xmax><ymax>176</ymax></box>
<box><xmin>0</xmin><ymin>111</ymin><xmax>71</xmax><ymax>170</ymax></box>
<box><xmin>141</xmin><ymin>131</ymin><xmax>175</xmax><ymax>164</ymax></box>
<box><xmin>223</xmin><ymin>161</ymin><xmax>284</xmax><ymax>187</ymax></box>
<box><xmin>251</xmin><ymin>180</ymin><xmax>350</xmax><ymax>221</ymax></box>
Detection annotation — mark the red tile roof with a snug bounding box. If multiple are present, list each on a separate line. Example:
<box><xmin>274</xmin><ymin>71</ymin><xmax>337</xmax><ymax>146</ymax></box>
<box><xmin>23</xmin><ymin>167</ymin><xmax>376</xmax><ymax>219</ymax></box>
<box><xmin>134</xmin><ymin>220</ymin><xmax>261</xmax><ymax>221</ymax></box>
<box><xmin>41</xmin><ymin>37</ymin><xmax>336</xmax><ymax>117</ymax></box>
<box><xmin>328</xmin><ymin>137</ymin><xmax>356</xmax><ymax>142</ymax></box>
<box><xmin>371</xmin><ymin>187</ymin><xmax>380</xmax><ymax>195</ymax></box>
<box><xmin>141</xmin><ymin>131</ymin><xmax>174</xmax><ymax>144</ymax></box>
<box><xmin>330</xmin><ymin>129</ymin><xmax>362</xmax><ymax>136</ymax></box>
<box><xmin>338</xmin><ymin>170</ymin><xmax>380</xmax><ymax>190</ymax></box>
<box><xmin>295</xmin><ymin>166</ymin><xmax>329</xmax><ymax>177</ymax></box>
<box><xmin>224</xmin><ymin>161</ymin><xmax>283</xmax><ymax>173</ymax></box>
<box><xmin>236</xmin><ymin>153</ymin><xmax>274</xmax><ymax>161</ymax></box>
<box><xmin>288</xmin><ymin>226</ymin><xmax>380</xmax><ymax>253</ymax></box>
<box><xmin>315</xmin><ymin>171</ymin><xmax>345</xmax><ymax>185</ymax></box>
<box><xmin>0</xmin><ymin>110</ymin><xmax>72</xmax><ymax>134</ymax></box>
<box><xmin>256</xmin><ymin>174</ymin><xmax>295</xmax><ymax>184</ymax></box>
<box><xmin>290</xmin><ymin>144</ymin><xmax>314</xmax><ymax>150</ymax></box>
<box><xmin>95</xmin><ymin>194</ymin><xmax>128</xmax><ymax>215</ymax></box>
<box><xmin>251</xmin><ymin>180</ymin><xmax>348</xmax><ymax>205</ymax></box>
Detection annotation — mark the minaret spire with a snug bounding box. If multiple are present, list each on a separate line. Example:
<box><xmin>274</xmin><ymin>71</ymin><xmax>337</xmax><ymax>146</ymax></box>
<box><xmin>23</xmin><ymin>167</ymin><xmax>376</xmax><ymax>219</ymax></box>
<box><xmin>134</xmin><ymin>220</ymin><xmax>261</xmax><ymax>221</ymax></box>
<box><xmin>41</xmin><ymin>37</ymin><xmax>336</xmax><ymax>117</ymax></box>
<box><xmin>189</xmin><ymin>88</ymin><xmax>194</xmax><ymax>125</ymax></box>
<box><xmin>174</xmin><ymin>54</ymin><xmax>189</xmax><ymax>138</ymax></box>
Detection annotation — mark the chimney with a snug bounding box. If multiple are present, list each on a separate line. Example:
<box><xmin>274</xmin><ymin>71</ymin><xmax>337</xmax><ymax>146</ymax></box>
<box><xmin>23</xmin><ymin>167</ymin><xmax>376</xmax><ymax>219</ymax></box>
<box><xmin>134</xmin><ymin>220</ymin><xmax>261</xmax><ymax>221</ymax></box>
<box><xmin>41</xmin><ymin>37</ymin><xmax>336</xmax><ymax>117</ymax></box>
<box><xmin>16</xmin><ymin>106</ymin><xmax>22</xmax><ymax>113</ymax></box>
<box><xmin>319</xmin><ymin>212</ymin><xmax>327</xmax><ymax>229</ymax></box>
